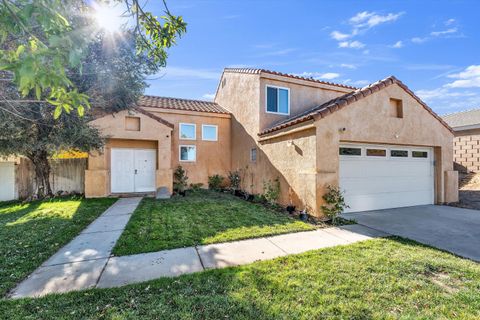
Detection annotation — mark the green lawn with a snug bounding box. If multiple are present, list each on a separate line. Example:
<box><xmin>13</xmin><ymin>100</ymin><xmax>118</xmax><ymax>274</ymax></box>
<box><xmin>0</xmin><ymin>197</ymin><xmax>116</xmax><ymax>297</ymax></box>
<box><xmin>2</xmin><ymin>237</ymin><xmax>480</xmax><ymax>319</ymax></box>
<box><xmin>113</xmin><ymin>190</ymin><xmax>314</xmax><ymax>255</ymax></box>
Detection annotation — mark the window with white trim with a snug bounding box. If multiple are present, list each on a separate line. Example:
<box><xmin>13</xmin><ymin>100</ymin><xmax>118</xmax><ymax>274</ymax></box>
<box><xmin>250</xmin><ymin>148</ymin><xmax>257</xmax><ymax>162</ymax></box>
<box><xmin>179</xmin><ymin>145</ymin><xmax>196</xmax><ymax>162</ymax></box>
<box><xmin>179</xmin><ymin>123</ymin><xmax>196</xmax><ymax>140</ymax></box>
<box><xmin>266</xmin><ymin>85</ymin><xmax>289</xmax><ymax>114</ymax></box>
<box><xmin>202</xmin><ymin>125</ymin><xmax>218</xmax><ymax>141</ymax></box>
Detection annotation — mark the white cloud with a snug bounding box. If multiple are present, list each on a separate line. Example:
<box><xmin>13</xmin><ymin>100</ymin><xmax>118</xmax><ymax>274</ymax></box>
<box><xmin>391</xmin><ymin>40</ymin><xmax>403</xmax><ymax>48</ymax></box>
<box><xmin>445</xmin><ymin>18</ymin><xmax>456</xmax><ymax>26</ymax></box>
<box><xmin>411</xmin><ymin>37</ymin><xmax>427</xmax><ymax>44</ymax></box>
<box><xmin>430</xmin><ymin>28</ymin><xmax>457</xmax><ymax>37</ymax></box>
<box><xmin>340</xmin><ymin>63</ymin><xmax>357</xmax><ymax>69</ymax></box>
<box><xmin>295</xmin><ymin>72</ymin><xmax>341</xmax><ymax>80</ymax></box>
<box><xmin>330</xmin><ymin>30</ymin><xmax>351</xmax><ymax>41</ymax></box>
<box><xmin>445</xmin><ymin>65</ymin><xmax>480</xmax><ymax>88</ymax></box>
<box><xmin>338</xmin><ymin>40</ymin><xmax>365</xmax><ymax>49</ymax></box>
<box><xmin>202</xmin><ymin>93</ymin><xmax>215</xmax><ymax>100</ymax></box>
<box><xmin>349</xmin><ymin>11</ymin><xmax>404</xmax><ymax>30</ymax></box>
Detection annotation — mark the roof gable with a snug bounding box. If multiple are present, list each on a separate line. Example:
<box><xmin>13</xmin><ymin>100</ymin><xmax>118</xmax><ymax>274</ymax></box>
<box><xmin>259</xmin><ymin>76</ymin><xmax>453</xmax><ymax>136</ymax></box>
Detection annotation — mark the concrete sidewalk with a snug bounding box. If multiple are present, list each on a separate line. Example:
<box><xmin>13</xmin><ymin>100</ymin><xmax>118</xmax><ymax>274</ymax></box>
<box><xmin>10</xmin><ymin>207</ymin><xmax>388</xmax><ymax>298</ymax></box>
<box><xmin>96</xmin><ymin>224</ymin><xmax>388</xmax><ymax>289</ymax></box>
<box><xmin>9</xmin><ymin>197</ymin><xmax>142</xmax><ymax>299</ymax></box>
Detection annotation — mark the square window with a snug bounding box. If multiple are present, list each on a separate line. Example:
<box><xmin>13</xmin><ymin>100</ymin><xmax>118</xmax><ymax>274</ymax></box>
<box><xmin>412</xmin><ymin>151</ymin><xmax>428</xmax><ymax>158</ymax></box>
<box><xmin>179</xmin><ymin>123</ymin><xmax>196</xmax><ymax>140</ymax></box>
<box><xmin>390</xmin><ymin>98</ymin><xmax>403</xmax><ymax>118</ymax></box>
<box><xmin>366</xmin><ymin>149</ymin><xmax>386</xmax><ymax>157</ymax></box>
<box><xmin>202</xmin><ymin>125</ymin><xmax>218</xmax><ymax>141</ymax></box>
<box><xmin>339</xmin><ymin>147</ymin><xmax>361</xmax><ymax>156</ymax></box>
<box><xmin>125</xmin><ymin>116</ymin><xmax>140</xmax><ymax>131</ymax></box>
<box><xmin>250</xmin><ymin>148</ymin><xmax>257</xmax><ymax>162</ymax></box>
<box><xmin>391</xmin><ymin>150</ymin><xmax>408</xmax><ymax>157</ymax></box>
<box><xmin>266</xmin><ymin>86</ymin><xmax>290</xmax><ymax>114</ymax></box>
<box><xmin>180</xmin><ymin>146</ymin><xmax>196</xmax><ymax>162</ymax></box>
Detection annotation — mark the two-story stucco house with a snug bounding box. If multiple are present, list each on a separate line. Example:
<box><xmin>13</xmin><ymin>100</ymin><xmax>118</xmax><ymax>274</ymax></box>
<box><xmin>85</xmin><ymin>68</ymin><xmax>458</xmax><ymax>216</ymax></box>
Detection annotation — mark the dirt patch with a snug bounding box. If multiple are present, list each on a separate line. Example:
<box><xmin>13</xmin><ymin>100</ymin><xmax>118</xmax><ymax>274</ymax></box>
<box><xmin>428</xmin><ymin>272</ymin><xmax>462</xmax><ymax>294</ymax></box>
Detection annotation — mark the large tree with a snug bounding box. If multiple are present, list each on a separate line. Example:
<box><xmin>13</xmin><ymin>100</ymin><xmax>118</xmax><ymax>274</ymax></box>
<box><xmin>0</xmin><ymin>1</ymin><xmax>183</xmax><ymax>198</ymax></box>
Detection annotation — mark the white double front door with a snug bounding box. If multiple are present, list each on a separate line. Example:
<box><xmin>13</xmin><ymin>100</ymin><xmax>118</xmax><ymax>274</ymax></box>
<box><xmin>111</xmin><ymin>148</ymin><xmax>156</xmax><ymax>193</ymax></box>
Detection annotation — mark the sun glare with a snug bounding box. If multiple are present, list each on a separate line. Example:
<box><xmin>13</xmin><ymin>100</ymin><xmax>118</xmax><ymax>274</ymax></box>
<box><xmin>93</xmin><ymin>4</ymin><xmax>126</xmax><ymax>33</ymax></box>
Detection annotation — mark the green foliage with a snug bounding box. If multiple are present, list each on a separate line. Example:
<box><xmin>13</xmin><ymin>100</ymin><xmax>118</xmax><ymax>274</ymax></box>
<box><xmin>208</xmin><ymin>174</ymin><xmax>224</xmax><ymax>191</ymax></box>
<box><xmin>173</xmin><ymin>166</ymin><xmax>188</xmax><ymax>192</ymax></box>
<box><xmin>321</xmin><ymin>185</ymin><xmax>349</xmax><ymax>224</ymax></box>
<box><xmin>228</xmin><ymin>170</ymin><xmax>241</xmax><ymax>191</ymax></box>
<box><xmin>0</xmin><ymin>197</ymin><xmax>116</xmax><ymax>296</ymax></box>
<box><xmin>0</xmin><ymin>0</ymin><xmax>186</xmax><ymax>117</ymax></box>
<box><xmin>262</xmin><ymin>178</ymin><xmax>281</xmax><ymax>205</ymax></box>
<box><xmin>113</xmin><ymin>190</ymin><xmax>313</xmax><ymax>255</ymax></box>
<box><xmin>189</xmin><ymin>183</ymin><xmax>203</xmax><ymax>192</ymax></box>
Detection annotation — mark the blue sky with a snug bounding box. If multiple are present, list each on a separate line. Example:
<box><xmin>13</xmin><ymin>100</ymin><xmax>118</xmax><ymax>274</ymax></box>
<box><xmin>143</xmin><ymin>0</ymin><xmax>479</xmax><ymax>115</ymax></box>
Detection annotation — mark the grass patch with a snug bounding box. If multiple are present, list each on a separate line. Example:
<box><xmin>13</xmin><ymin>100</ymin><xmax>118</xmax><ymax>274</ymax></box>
<box><xmin>0</xmin><ymin>197</ymin><xmax>116</xmax><ymax>297</ymax></box>
<box><xmin>113</xmin><ymin>190</ymin><xmax>314</xmax><ymax>255</ymax></box>
<box><xmin>2</xmin><ymin>237</ymin><xmax>480</xmax><ymax>319</ymax></box>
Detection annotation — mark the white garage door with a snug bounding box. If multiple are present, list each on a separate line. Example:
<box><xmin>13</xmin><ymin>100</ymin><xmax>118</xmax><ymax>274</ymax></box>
<box><xmin>339</xmin><ymin>144</ymin><xmax>434</xmax><ymax>213</ymax></box>
<box><xmin>111</xmin><ymin>148</ymin><xmax>156</xmax><ymax>193</ymax></box>
<box><xmin>0</xmin><ymin>162</ymin><xmax>15</xmax><ymax>201</ymax></box>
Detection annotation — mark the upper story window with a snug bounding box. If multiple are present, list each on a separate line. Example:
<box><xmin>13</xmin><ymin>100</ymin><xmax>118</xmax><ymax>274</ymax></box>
<box><xmin>266</xmin><ymin>85</ymin><xmax>290</xmax><ymax>115</ymax></box>
<box><xmin>202</xmin><ymin>125</ymin><xmax>218</xmax><ymax>141</ymax></box>
<box><xmin>179</xmin><ymin>123</ymin><xmax>196</xmax><ymax>140</ymax></box>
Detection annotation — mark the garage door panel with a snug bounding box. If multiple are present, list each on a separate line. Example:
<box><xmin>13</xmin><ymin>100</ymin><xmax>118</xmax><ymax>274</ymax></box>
<box><xmin>340</xmin><ymin>144</ymin><xmax>434</xmax><ymax>213</ymax></box>
<box><xmin>340</xmin><ymin>161</ymin><xmax>431</xmax><ymax>178</ymax></box>
<box><xmin>341</xmin><ymin>176</ymin><xmax>433</xmax><ymax>195</ymax></box>
<box><xmin>344</xmin><ymin>190</ymin><xmax>433</xmax><ymax>213</ymax></box>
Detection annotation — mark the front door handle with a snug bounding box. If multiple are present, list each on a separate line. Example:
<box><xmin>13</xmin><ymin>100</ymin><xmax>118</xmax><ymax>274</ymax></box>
<box><xmin>134</xmin><ymin>169</ymin><xmax>138</xmax><ymax>174</ymax></box>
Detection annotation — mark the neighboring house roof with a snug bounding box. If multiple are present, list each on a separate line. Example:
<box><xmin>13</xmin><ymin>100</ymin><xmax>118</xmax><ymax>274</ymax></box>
<box><xmin>442</xmin><ymin>109</ymin><xmax>480</xmax><ymax>130</ymax></box>
<box><xmin>259</xmin><ymin>76</ymin><xmax>453</xmax><ymax>136</ymax></box>
<box><xmin>138</xmin><ymin>95</ymin><xmax>229</xmax><ymax>114</ymax></box>
<box><xmin>223</xmin><ymin>68</ymin><xmax>357</xmax><ymax>90</ymax></box>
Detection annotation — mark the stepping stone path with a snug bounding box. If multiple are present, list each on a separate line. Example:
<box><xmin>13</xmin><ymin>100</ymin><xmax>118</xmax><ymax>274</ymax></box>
<box><xmin>10</xmin><ymin>199</ymin><xmax>389</xmax><ymax>298</ymax></box>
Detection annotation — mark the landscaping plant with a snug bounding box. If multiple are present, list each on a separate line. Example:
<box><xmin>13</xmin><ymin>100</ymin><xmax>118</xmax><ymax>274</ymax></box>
<box><xmin>173</xmin><ymin>166</ymin><xmax>188</xmax><ymax>193</ymax></box>
<box><xmin>228</xmin><ymin>170</ymin><xmax>241</xmax><ymax>192</ymax></box>
<box><xmin>262</xmin><ymin>177</ymin><xmax>281</xmax><ymax>205</ymax></box>
<box><xmin>208</xmin><ymin>174</ymin><xmax>224</xmax><ymax>191</ymax></box>
<box><xmin>321</xmin><ymin>185</ymin><xmax>349</xmax><ymax>224</ymax></box>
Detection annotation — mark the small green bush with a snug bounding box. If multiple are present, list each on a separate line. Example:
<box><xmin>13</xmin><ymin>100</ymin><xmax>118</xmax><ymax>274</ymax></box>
<box><xmin>208</xmin><ymin>174</ymin><xmax>224</xmax><ymax>191</ymax></box>
<box><xmin>173</xmin><ymin>166</ymin><xmax>188</xmax><ymax>192</ymax></box>
<box><xmin>228</xmin><ymin>170</ymin><xmax>241</xmax><ymax>191</ymax></box>
<box><xmin>321</xmin><ymin>185</ymin><xmax>349</xmax><ymax>224</ymax></box>
<box><xmin>262</xmin><ymin>178</ymin><xmax>280</xmax><ymax>205</ymax></box>
<box><xmin>189</xmin><ymin>183</ymin><xmax>204</xmax><ymax>192</ymax></box>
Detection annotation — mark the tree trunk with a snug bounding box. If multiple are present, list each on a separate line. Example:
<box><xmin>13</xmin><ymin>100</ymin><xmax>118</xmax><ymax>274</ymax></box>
<box><xmin>29</xmin><ymin>150</ymin><xmax>53</xmax><ymax>199</ymax></box>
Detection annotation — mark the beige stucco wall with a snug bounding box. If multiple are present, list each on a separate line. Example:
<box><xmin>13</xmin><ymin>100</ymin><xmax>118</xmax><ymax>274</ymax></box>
<box><xmin>259</xmin><ymin>75</ymin><xmax>351</xmax><ymax>131</ymax></box>
<box><xmin>311</xmin><ymin>82</ymin><xmax>457</xmax><ymax>213</ymax></box>
<box><xmin>142</xmin><ymin>107</ymin><xmax>232</xmax><ymax>186</ymax></box>
<box><xmin>85</xmin><ymin>110</ymin><xmax>172</xmax><ymax>197</ymax></box>
<box><xmin>85</xmin><ymin>108</ymin><xmax>231</xmax><ymax>197</ymax></box>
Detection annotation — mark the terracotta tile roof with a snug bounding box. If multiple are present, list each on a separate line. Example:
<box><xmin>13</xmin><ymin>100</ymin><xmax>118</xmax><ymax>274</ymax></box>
<box><xmin>137</xmin><ymin>95</ymin><xmax>229</xmax><ymax>114</ymax></box>
<box><xmin>134</xmin><ymin>107</ymin><xmax>174</xmax><ymax>129</ymax></box>
<box><xmin>259</xmin><ymin>76</ymin><xmax>453</xmax><ymax>136</ymax></box>
<box><xmin>224</xmin><ymin>68</ymin><xmax>357</xmax><ymax>90</ymax></box>
<box><xmin>442</xmin><ymin>108</ymin><xmax>480</xmax><ymax>129</ymax></box>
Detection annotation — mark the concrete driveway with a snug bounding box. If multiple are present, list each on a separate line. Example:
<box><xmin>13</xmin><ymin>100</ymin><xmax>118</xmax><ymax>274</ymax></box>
<box><xmin>342</xmin><ymin>205</ymin><xmax>480</xmax><ymax>262</ymax></box>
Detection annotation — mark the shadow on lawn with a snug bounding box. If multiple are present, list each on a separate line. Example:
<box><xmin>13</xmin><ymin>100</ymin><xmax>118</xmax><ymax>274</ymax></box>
<box><xmin>0</xmin><ymin>197</ymin><xmax>115</xmax><ymax>297</ymax></box>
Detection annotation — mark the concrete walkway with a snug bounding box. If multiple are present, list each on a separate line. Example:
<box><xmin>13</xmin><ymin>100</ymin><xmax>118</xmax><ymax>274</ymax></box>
<box><xmin>10</xmin><ymin>206</ymin><xmax>388</xmax><ymax>298</ymax></box>
<box><xmin>10</xmin><ymin>197</ymin><xmax>142</xmax><ymax>299</ymax></box>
